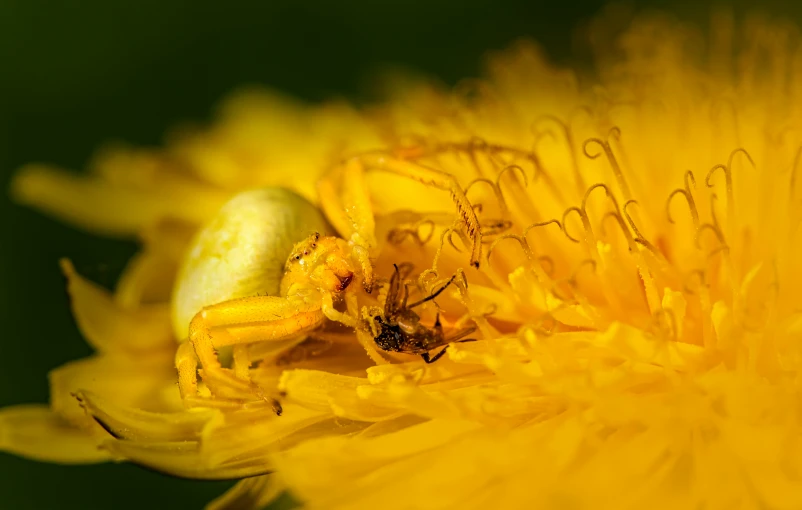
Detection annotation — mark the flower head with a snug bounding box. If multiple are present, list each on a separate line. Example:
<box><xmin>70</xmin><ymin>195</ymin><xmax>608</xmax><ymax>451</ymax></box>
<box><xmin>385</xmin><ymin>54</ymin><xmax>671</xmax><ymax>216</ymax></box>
<box><xmin>4</xmin><ymin>10</ymin><xmax>802</xmax><ymax>510</ymax></box>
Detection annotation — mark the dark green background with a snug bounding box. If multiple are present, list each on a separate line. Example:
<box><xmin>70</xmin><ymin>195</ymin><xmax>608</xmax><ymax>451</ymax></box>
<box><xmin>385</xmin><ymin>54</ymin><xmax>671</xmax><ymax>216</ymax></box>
<box><xmin>0</xmin><ymin>1</ymin><xmax>796</xmax><ymax>508</ymax></box>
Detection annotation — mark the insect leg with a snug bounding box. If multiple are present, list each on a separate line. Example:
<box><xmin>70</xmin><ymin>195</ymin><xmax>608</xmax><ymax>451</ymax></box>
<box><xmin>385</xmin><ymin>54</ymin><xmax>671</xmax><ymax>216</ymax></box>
<box><xmin>445</xmin><ymin>325</ymin><xmax>478</xmax><ymax>343</ymax></box>
<box><xmin>433</xmin><ymin>311</ymin><xmax>444</xmax><ymax>337</ymax></box>
<box><xmin>422</xmin><ymin>347</ymin><xmax>449</xmax><ymax>364</ymax></box>
<box><xmin>407</xmin><ymin>274</ymin><xmax>457</xmax><ymax>309</ymax></box>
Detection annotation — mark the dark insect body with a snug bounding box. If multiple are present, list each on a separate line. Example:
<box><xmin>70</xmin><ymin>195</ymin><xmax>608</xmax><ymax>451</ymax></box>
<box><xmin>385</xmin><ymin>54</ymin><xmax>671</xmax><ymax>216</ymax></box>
<box><xmin>372</xmin><ymin>263</ymin><xmax>476</xmax><ymax>363</ymax></box>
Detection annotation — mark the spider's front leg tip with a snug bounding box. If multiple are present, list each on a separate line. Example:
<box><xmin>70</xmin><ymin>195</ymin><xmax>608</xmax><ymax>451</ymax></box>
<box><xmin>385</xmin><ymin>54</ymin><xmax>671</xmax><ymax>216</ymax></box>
<box><xmin>252</xmin><ymin>385</ymin><xmax>284</xmax><ymax>416</ymax></box>
<box><xmin>362</xmin><ymin>278</ymin><xmax>374</xmax><ymax>294</ymax></box>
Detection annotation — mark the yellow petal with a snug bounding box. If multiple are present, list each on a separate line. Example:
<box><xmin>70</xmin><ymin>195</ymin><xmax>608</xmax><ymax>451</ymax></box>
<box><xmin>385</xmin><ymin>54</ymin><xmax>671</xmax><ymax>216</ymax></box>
<box><xmin>273</xmin><ymin>418</ymin><xmax>483</xmax><ymax>504</ymax></box>
<box><xmin>75</xmin><ymin>391</ymin><xmax>217</xmax><ymax>442</ymax></box>
<box><xmin>10</xmin><ymin>164</ymin><xmax>224</xmax><ymax>236</ymax></box>
<box><xmin>50</xmin><ymin>355</ymin><xmax>176</xmax><ymax>425</ymax></box>
<box><xmin>0</xmin><ymin>404</ymin><xmax>111</xmax><ymax>464</ymax></box>
<box><xmin>103</xmin><ymin>438</ymin><xmax>269</xmax><ymax>479</ymax></box>
<box><xmin>278</xmin><ymin>369</ymin><xmax>367</xmax><ymax>412</ymax></box>
<box><xmin>206</xmin><ymin>475</ymin><xmax>285</xmax><ymax>510</ymax></box>
<box><xmin>61</xmin><ymin>258</ymin><xmax>175</xmax><ymax>353</ymax></box>
<box><xmin>200</xmin><ymin>405</ymin><xmax>338</xmax><ymax>470</ymax></box>
<box><xmin>114</xmin><ymin>249</ymin><xmax>180</xmax><ymax>309</ymax></box>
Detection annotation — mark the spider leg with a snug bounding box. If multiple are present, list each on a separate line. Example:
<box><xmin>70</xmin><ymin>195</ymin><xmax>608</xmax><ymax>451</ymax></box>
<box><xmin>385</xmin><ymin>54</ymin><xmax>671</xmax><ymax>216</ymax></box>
<box><xmin>179</xmin><ymin>294</ymin><xmax>326</xmax><ymax>408</ymax></box>
<box><xmin>355</xmin><ymin>154</ymin><xmax>483</xmax><ymax>267</ymax></box>
<box><xmin>317</xmin><ymin>159</ymin><xmax>376</xmax><ymax>292</ymax></box>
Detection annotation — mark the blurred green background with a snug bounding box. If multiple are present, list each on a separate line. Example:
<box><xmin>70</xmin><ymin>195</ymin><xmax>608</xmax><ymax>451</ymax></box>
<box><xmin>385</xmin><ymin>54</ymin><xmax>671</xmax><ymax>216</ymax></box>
<box><xmin>0</xmin><ymin>0</ymin><xmax>798</xmax><ymax>508</ymax></box>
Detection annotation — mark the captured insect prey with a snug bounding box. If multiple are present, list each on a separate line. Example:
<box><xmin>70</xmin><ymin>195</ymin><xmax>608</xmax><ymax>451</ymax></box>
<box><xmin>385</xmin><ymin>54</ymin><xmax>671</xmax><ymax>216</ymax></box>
<box><xmin>370</xmin><ymin>263</ymin><xmax>476</xmax><ymax>363</ymax></box>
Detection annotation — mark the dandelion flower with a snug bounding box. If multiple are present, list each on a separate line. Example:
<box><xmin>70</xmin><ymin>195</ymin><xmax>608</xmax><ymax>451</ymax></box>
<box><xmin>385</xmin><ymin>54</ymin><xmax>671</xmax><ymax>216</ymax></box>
<box><xmin>4</xmin><ymin>10</ymin><xmax>802</xmax><ymax>510</ymax></box>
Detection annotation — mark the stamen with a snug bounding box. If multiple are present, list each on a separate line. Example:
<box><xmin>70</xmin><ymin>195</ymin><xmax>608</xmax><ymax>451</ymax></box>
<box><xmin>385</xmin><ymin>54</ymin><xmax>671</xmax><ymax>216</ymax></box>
<box><xmin>695</xmin><ymin>222</ymin><xmax>730</xmax><ymax>257</ymax></box>
<box><xmin>652</xmin><ymin>308</ymin><xmax>678</xmax><ymax>342</ymax></box>
<box><xmin>600</xmin><ymin>211</ymin><xmax>637</xmax><ymax>251</ymax></box>
<box><xmin>549</xmin><ymin>279</ymin><xmax>576</xmax><ymax>303</ymax></box>
<box><xmin>570</xmin><ymin>258</ymin><xmax>597</xmax><ymax>285</ymax></box>
<box><xmin>582</xmin><ymin>127</ymin><xmax>633</xmax><ymax>201</ymax></box>
<box><xmin>533</xmin><ymin>114</ymin><xmax>586</xmax><ymax>196</ymax></box>
<box><xmin>496</xmin><ymin>164</ymin><xmax>529</xmax><ymax>189</ymax></box>
<box><xmin>486</xmin><ymin>235</ymin><xmax>531</xmax><ymax>266</ymax></box>
<box><xmin>417</xmin><ymin>220</ymin><xmax>436</xmax><ymax>245</ymax></box>
<box><xmin>623</xmin><ymin>200</ymin><xmax>658</xmax><ymax>252</ymax></box>
<box><xmin>704</xmin><ymin>147</ymin><xmax>755</xmax><ymax>226</ymax></box>
<box><xmin>480</xmin><ymin>220</ymin><xmax>513</xmax><ymax>238</ymax></box>
<box><xmin>445</xmin><ymin>227</ymin><xmax>465</xmax><ymax>253</ymax></box>
<box><xmin>581</xmin><ymin>182</ymin><xmax>620</xmax><ymax>215</ymax></box>
<box><xmin>790</xmin><ymin>145</ymin><xmax>802</xmax><ymax>204</ymax></box>
<box><xmin>521</xmin><ymin>312</ymin><xmax>558</xmax><ymax>337</ymax></box>
<box><xmin>486</xmin><ymin>230</ymin><xmax>556</xmax><ymax>290</ymax></box>
<box><xmin>682</xmin><ymin>269</ymin><xmax>707</xmax><ymax>295</ymax></box>
<box><xmin>538</xmin><ymin>256</ymin><xmax>555</xmax><ymax>277</ymax></box>
<box><xmin>602</xmin><ymin>207</ymin><xmax>660</xmax><ymax>313</ymax></box>
<box><xmin>710</xmin><ymin>97</ymin><xmax>742</xmax><ymax>146</ymax></box>
<box><xmin>561</xmin><ymin>207</ymin><xmax>585</xmax><ymax>243</ymax></box>
<box><xmin>465</xmin><ymin>178</ymin><xmax>508</xmax><ymax>217</ymax></box>
<box><xmin>386</xmin><ymin>218</ymin><xmax>436</xmax><ymax>246</ymax></box>
<box><xmin>522</xmin><ymin>219</ymin><xmax>563</xmax><ymax>239</ymax></box>
<box><xmin>528</xmin><ymin>148</ymin><xmax>566</xmax><ymax>205</ymax></box>
<box><xmin>666</xmin><ymin>170</ymin><xmax>700</xmax><ymax>229</ymax></box>
<box><xmin>550</xmin><ymin>259</ymin><xmax>596</xmax><ymax>304</ymax></box>
<box><xmin>450</xmin><ymin>268</ymin><xmax>497</xmax><ymax>339</ymax></box>
<box><xmin>467</xmin><ymin>137</ymin><xmax>492</xmax><ymax>177</ymax></box>
<box><xmin>709</xmin><ymin>193</ymin><xmax>723</xmax><ymax>232</ymax></box>
<box><xmin>423</xmin><ymin>226</ymin><xmax>463</xmax><ymax>281</ymax></box>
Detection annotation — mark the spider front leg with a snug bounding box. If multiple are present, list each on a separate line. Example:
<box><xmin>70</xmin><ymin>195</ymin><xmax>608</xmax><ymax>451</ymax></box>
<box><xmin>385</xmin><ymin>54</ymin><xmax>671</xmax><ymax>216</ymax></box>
<box><xmin>318</xmin><ymin>159</ymin><xmax>377</xmax><ymax>292</ymax></box>
<box><xmin>355</xmin><ymin>153</ymin><xmax>483</xmax><ymax>268</ymax></box>
<box><xmin>177</xmin><ymin>294</ymin><xmax>326</xmax><ymax>406</ymax></box>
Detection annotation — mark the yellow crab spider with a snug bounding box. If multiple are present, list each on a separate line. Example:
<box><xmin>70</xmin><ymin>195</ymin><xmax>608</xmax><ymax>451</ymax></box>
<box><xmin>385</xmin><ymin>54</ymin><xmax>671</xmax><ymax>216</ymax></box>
<box><xmin>176</xmin><ymin>232</ymin><xmax>365</xmax><ymax>409</ymax></box>
<box><xmin>174</xmin><ymin>151</ymin><xmax>483</xmax><ymax>410</ymax></box>
<box><xmin>172</xmin><ymin>188</ymin><xmax>369</xmax><ymax>410</ymax></box>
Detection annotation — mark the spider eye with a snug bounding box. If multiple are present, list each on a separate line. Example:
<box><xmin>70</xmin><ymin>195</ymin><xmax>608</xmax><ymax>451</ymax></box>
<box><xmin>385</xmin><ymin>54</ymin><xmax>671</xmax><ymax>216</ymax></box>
<box><xmin>303</xmin><ymin>250</ymin><xmax>309</xmax><ymax>255</ymax></box>
<box><xmin>294</xmin><ymin>255</ymin><xmax>300</xmax><ymax>260</ymax></box>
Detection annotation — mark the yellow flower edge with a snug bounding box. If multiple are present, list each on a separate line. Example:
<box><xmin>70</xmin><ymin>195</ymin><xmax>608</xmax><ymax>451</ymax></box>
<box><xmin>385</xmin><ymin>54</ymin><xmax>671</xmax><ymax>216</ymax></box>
<box><xmin>3</xmin><ymin>10</ymin><xmax>802</xmax><ymax>510</ymax></box>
